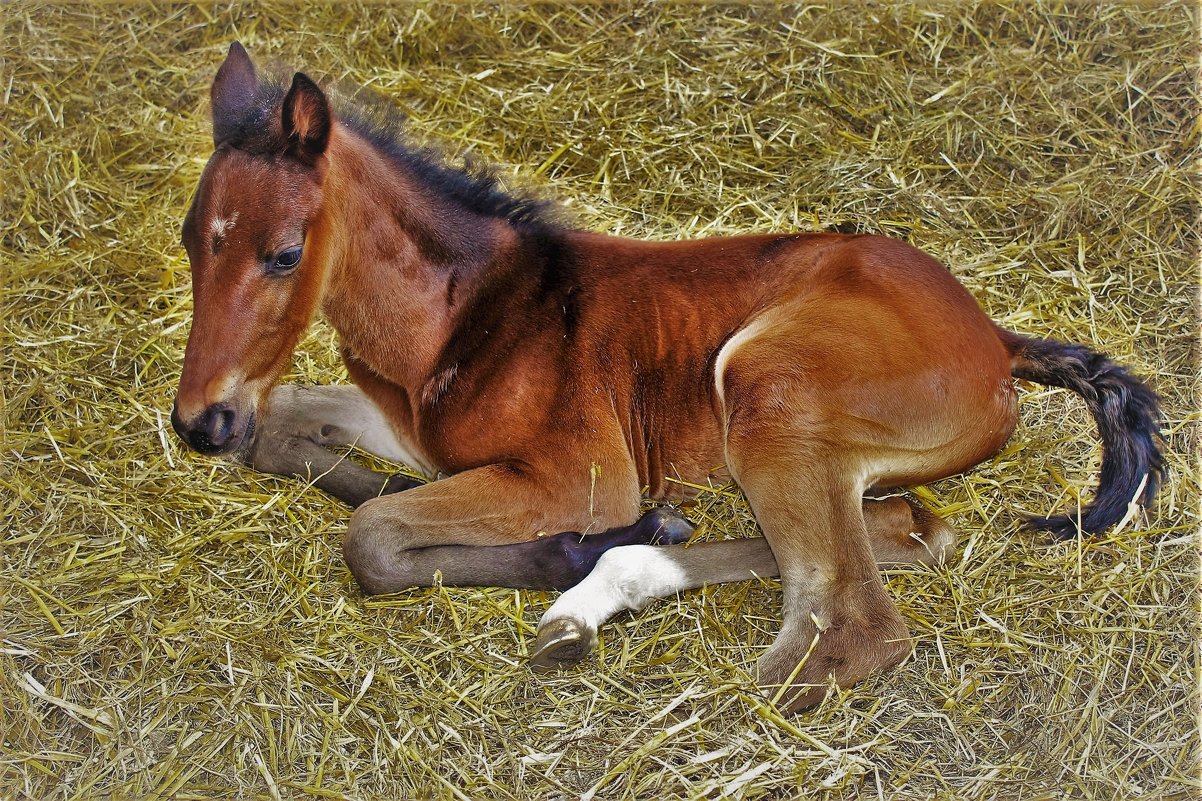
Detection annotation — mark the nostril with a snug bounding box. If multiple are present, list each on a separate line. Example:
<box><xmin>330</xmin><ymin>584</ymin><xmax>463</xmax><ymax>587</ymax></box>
<box><xmin>204</xmin><ymin>405</ymin><xmax>236</xmax><ymax>448</ymax></box>
<box><xmin>169</xmin><ymin>400</ymin><xmax>187</xmax><ymax>441</ymax></box>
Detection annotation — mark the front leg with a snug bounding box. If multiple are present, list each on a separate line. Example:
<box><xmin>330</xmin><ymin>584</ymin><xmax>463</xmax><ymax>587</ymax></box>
<box><xmin>342</xmin><ymin>464</ymin><xmax>689</xmax><ymax>592</ymax></box>
<box><xmin>242</xmin><ymin>384</ymin><xmax>424</xmax><ymax>507</ymax></box>
<box><xmin>246</xmin><ymin>429</ymin><xmax>419</xmax><ymax>508</ymax></box>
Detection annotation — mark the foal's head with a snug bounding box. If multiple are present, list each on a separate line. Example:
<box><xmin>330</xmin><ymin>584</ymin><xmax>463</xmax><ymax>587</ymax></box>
<box><xmin>172</xmin><ymin>43</ymin><xmax>334</xmax><ymax>455</ymax></box>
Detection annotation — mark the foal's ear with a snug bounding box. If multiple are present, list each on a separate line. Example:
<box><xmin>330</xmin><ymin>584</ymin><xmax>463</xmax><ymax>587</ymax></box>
<box><xmin>211</xmin><ymin>42</ymin><xmax>258</xmax><ymax>146</ymax></box>
<box><xmin>281</xmin><ymin>73</ymin><xmax>331</xmax><ymax>165</ymax></box>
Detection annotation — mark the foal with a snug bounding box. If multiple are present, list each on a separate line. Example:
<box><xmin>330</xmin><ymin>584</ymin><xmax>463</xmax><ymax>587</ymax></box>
<box><xmin>171</xmin><ymin>44</ymin><xmax>1162</xmax><ymax>711</ymax></box>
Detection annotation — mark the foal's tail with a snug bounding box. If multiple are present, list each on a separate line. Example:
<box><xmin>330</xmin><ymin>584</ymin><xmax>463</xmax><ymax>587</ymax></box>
<box><xmin>1000</xmin><ymin>330</ymin><xmax>1164</xmax><ymax>539</ymax></box>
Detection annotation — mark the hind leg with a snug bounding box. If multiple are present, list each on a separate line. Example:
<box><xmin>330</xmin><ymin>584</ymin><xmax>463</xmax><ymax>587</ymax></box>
<box><xmin>530</xmin><ymin>494</ymin><xmax>953</xmax><ymax>668</ymax></box>
<box><xmin>714</xmin><ymin>307</ymin><xmax>929</xmax><ymax>711</ymax></box>
<box><xmin>728</xmin><ymin>441</ymin><xmax>910</xmax><ymax>712</ymax></box>
<box><xmin>532</xmin><ymin>452</ymin><xmax>912</xmax><ymax>710</ymax></box>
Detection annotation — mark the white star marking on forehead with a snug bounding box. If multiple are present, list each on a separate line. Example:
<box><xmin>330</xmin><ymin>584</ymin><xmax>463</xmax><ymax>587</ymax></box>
<box><xmin>210</xmin><ymin>211</ymin><xmax>239</xmax><ymax>243</ymax></box>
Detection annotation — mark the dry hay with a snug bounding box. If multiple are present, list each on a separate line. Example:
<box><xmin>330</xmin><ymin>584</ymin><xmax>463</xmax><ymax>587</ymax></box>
<box><xmin>1</xmin><ymin>3</ymin><xmax>1198</xmax><ymax>800</ymax></box>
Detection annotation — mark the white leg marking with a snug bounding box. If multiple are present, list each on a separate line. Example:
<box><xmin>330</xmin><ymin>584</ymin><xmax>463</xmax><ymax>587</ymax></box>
<box><xmin>531</xmin><ymin>539</ymin><xmax>781</xmax><ymax>668</ymax></box>
<box><xmin>539</xmin><ymin>545</ymin><xmax>689</xmax><ymax>634</ymax></box>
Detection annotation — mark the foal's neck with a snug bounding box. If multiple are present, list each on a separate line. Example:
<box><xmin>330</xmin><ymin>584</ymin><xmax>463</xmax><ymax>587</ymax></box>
<box><xmin>317</xmin><ymin>121</ymin><xmax>519</xmax><ymax>389</ymax></box>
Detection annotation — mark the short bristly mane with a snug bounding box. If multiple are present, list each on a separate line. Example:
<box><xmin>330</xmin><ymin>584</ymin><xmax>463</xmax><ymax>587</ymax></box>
<box><xmin>338</xmin><ymin>98</ymin><xmax>564</xmax><ymax>233</ymax></box>
<box><xmin>219</xmin><ymin>75</ymin><xmax>567</xmax><ymax>233</ymax></box>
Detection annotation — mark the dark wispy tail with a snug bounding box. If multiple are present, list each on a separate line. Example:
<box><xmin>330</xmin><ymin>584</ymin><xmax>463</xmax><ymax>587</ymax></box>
<box><xmin>1002</xmin><ymin>331</ymin><xmax>1164</xmax><ymax>539</ymax></box>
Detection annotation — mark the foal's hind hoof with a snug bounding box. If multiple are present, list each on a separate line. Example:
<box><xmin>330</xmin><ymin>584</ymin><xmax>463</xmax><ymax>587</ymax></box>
<box><xmin>530</xmin><ymin>616</ymin><xmax>595</xmax><ymax>670</ymax></box>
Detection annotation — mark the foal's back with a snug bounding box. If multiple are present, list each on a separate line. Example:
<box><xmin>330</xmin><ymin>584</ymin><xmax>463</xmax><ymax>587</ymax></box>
<box><xmin>553</xmin><ymin>229</ymin><xmax>1008</xmax><ymax>499</ymax></box>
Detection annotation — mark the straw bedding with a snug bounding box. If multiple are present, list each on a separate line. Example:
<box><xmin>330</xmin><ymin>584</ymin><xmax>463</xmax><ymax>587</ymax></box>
<box><xmin>1</xmin><ymin>3</ymin><xmax>1197</xmax><ymax>799</ymax></box>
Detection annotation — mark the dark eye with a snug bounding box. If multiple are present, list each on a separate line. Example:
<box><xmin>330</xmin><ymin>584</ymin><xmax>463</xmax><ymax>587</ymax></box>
<box><xmin>269</xmin><ymin>247</ymin><xmax>302</xmax><ymax>274</ymax></box>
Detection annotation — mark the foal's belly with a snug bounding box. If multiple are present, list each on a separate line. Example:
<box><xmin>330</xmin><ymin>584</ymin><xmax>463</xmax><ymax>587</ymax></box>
<box><xmin>645</xmin><ymin>459</ymin><xmax>733</xmax><ymax>503</ymax></box>
<box><xmin>636</xmin><ymin>409</ymin><xmax>732</xmax><ymax>503</ymax></box>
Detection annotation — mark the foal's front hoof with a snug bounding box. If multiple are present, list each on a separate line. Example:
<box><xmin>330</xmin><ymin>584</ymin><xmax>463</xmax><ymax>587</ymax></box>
<box><xmin>382</xmin><ymin>473</ymin><xmax>422</xmax><ymax>495</ymax></box>
<box><xmin>640</xmin><ymin>506</ymin><xmax>696</xmax><ymax>546</ymax></box>
<box><xmin>530</xmin><ymin>616</ymin><xmax>595</xmax><ymax>670</ymax></box>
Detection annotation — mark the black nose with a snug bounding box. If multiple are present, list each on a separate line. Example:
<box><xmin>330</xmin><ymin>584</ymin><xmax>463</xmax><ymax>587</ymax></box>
<box><xmin>171</xmin><ymin>400</ymin><xmax>240</xmax><ymax>454</ymax></box>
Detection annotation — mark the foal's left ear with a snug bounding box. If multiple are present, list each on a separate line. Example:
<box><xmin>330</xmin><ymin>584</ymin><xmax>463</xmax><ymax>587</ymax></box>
<box><xmin>281</xmin><ymin>72</ymin><xmax>331</xmax><ymax>165</ymax></box>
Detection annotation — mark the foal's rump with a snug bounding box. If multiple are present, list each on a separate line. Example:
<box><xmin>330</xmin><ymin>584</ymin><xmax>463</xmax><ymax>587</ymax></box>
<box><xmin>715</xmin><ymin>234</ymin><xmax>1021</xmax><ymax>488</ymax></box>
<box><xmin>711</xmin><ymin>232</ymin><xmax>1163</xmax><ymax>528</ymax></box>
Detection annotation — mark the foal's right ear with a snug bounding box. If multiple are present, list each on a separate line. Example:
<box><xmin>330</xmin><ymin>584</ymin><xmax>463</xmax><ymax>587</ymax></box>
<box><xmin>211</xmin><ymin>42</ymin><xmax>258</xmax><ymax>146</ymax></box>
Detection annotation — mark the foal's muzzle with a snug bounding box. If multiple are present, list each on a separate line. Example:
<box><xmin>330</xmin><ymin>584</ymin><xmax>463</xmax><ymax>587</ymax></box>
<box><xmin>170</xmin><ymin>400</ymin><xmax>254</xmax><ymax>456</ymax></box>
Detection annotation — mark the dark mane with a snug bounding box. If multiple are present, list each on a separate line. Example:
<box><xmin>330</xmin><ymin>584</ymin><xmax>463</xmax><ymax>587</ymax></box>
<box><xmin>223</xmin><ymin>74</ymin><xmax>566</xmax><ymax>233</ymax></box>
<box><xmin>338</xmin><ymin>98</ymin><xmax>564</xmax><ymax>233</ymax></box>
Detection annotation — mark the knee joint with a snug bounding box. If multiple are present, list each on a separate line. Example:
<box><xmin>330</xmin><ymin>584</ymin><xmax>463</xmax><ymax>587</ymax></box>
<box><xmin>344</xmin><ymin>499</ymin><xmax>411</xmax><ymax>594</ymax></box>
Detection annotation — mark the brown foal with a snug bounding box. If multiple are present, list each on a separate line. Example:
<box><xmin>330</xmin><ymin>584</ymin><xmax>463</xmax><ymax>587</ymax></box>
<box><xmin>171</xmin><ymin>44</ymin><xmax>1162</xmax><ymax>711</ymax></box>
